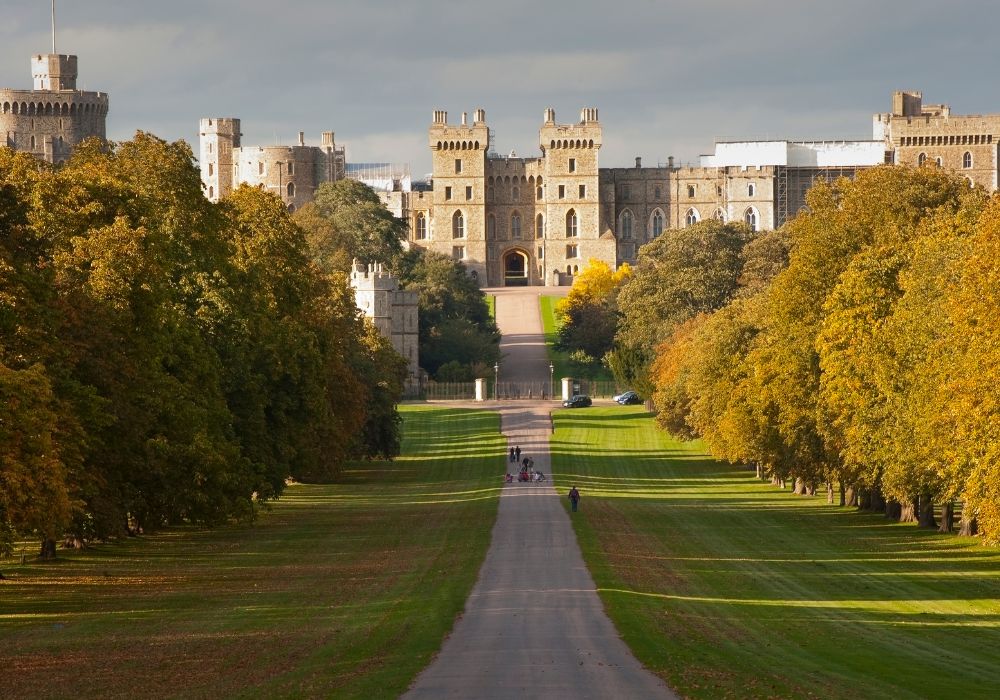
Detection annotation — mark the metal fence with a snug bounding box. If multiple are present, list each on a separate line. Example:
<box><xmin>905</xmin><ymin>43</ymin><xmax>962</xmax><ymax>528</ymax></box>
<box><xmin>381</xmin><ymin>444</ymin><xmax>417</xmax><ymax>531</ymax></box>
<box><xmin>404</xmin><ymin>378</ymin><xmax>623</xmax><ymax>401</ymax></box>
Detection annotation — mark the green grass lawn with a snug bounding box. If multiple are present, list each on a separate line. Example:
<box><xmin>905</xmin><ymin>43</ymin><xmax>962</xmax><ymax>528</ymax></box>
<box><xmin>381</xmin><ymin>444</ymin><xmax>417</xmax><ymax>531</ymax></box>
<box><xmin>552</xmin><ymin>405</ymin><xmax>1000</xmax><ymax>699</ymax></box>
<box><xmin>0</xmin><ymin>405</ymin><xmax>504</xmax><ymax>699</ymax></box>
<box><xmin>486</xmin><ymin>292</ymin><xmax>496</xmax><ymax>321</ymax></box>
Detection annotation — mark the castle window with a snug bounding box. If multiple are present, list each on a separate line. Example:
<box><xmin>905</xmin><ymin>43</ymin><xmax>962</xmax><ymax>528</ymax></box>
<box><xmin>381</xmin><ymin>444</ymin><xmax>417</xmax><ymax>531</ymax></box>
<box><xmin>936</xmin><ymin>157</ymin><xmax>943</xmax><ymax>167</ymax></box>
<box><xmin>620</xmin><ymin>210</ymin><xmax>633</xmax><ymax>240</ymax></box>
<box><xmin>287</xmin><ymin>162</ymin><xmax>294</xmax><ymax>176</ymax></box>
<box><xmin>622</xmin><ymin>184</ymin><xmax>631</xmax><ymax>199</ymax></box>
<box><xmin>579</xmin><ymin>184</ymin><xmax>586</xmax><ymax>198</ymax></box>
<box><xmin>537</xmin><ymin>186</ymin><xmax>543</xmax><ymax>200</ymax></box>
<box><xmin>566</xmin><ymin>209</ymin><xmax>578</xmax><ymax>237</ymax></box>
<box><xmin>566</xmin><ymin>244</ymin><xmax>579</xmax><ymax>259</ymax></box>
<box><xmin>654</xmin><ymin>186</ymin><xmax>661</xmax><ymax>200</ymax></box>
<box><xmin>512</xmin><ymin>213</ymin><xmax>522</xmax><ymax>240</ymax></box>
<box><xmin>487</xmin><ymin>186</ymin><xmax>494</xmax><ymax>203</ymax></box>
<box><xmin>558</xmin><ymin>185</ymin><xmax>565</xmax><ymax>199</ymax></box>
<box><xmin>651</xmin><ymin>209</ymin><xmax>664</xmax><ymax>237</ymax></box>
<box><xmin>536</xmin><ymin>213</ymin><xmax>544</xmax><ymax>238</ymax></box>
<box><xmin>687</xmin><ymin>185</ymin><xmax>695</xmax><ymax>198</ymax></box>
<box><xmin>569</xmin><ymin>158</ymin><xmax>576</xmax><ymax>173</ymax></box>
<box><xmin>487</xmin><ymin>214</ymin><xmax>496</xmax><ymax>240</ymax></box>
<box><xmin>208</xmin><ymin>163</ymin><xmax>214</xmax><ymax>177</ymax></box>
<box><xmin>452</xmin><ymin>211</ymin><xmax>465</xmax><ymax>239</ymax></box>
<box><xmin>538</xmin><ymin>246</ymin><xmax>544</xmax><ymax>259</ymax></box>
<box><xmin>466</xmin><ymin>186</ymin><xmax>473</xmax><ymax>200</ymax></box>
<box><xmin>918</xmin><ymin>153</ymin><xmax>926</xmax><ymax>166</ymax></box>
<box><xmin>287</xmin><ymin>182</ymin><xmax>295</xmax><ymax>198</ymax></box>
<box><xmin>685</xmin><ymin>208</ymin><xmax>700</xmax><ymax>226</ymax></box>
<box><xmin>30</xmin><ymin>135</ymin><xmax>36</xmax><ymax>150</ymax></box>
<box><xmin>748</xmin><ymin>183</ymin><xmax>756</xmax><ymax>197</ymax></box>
<box><xmin>209</xmin><ymin>186</ymin><xmax>214</xmax><ymax>198</ymax></box>
<box><xmin>513</xmin><ymin>186</ymin><xmax>520</xmax><ymax>200</ymax></box>
<box><xmin>963</xmin><ymin>151</ymin><xmax>973</xmax><ymax>169</ymax></box>
<box><xmin>287</xmin><ymin>204</ymin><xmax>295</xmax><ymax>213</ymax></box>
<box><xmin>445</xmin><ymin>186</ymin><xmax>453</xmax><ymax>200</ymax></box>
<box><xmin>714</xmin><ymin>208</ymin><xmax>726</xmax><ymax>222</ymax></box>
<box><xmin>455</xmin><ymin>158</ymin><xmax>463</xmax><ymax>174</ymax></box>
<box><xmin>416</xmin><ymin>213</ymin><xmax>428</xmax><ymax>240</ymax></box>
<box><xmin>259</xmin><ymin>162</ymin><xmax>264</xmax><ymax>175</ymax></box>
<box><xmin>744</xmin><ymin>207</ymin><xmax>759</xmax><ymax>231</ymax></box>
<box><xmin>452</xmin><ymin>245</ymin><xmax>466</xmax><ymax>260</ymax></box>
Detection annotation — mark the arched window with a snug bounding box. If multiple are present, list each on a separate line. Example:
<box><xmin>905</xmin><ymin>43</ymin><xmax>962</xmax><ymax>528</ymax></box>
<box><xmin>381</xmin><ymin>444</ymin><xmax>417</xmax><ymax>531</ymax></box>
<box><xmin>452</xmin><ymin>211</ymin><xmax>465</xmax><ymax>239</ymax></box>
<box><xmin>512</xmin><ymin>186</ymin><xmax>520</xmax><ymax>200</ymax></box>
<box><xmin>744</xmin><ymin>207</ymin><xmax>759</xmax><ymax>231</ymax></box>
<box><xmin>536</xmin><ymin>213</ymin><xmax>544</xmax><ymax>238</ymax></box>
<box><xmin>208</xmin><ymin>186</ymin><xmax>214</xmax><ymax>199</ymax></box>
<box><xmin>918</xmin><ymin>153</ymin><xmax>927</xmax><ymax>166</ymax></box>
<box><xmin>650</xmin><ymin>209</ymin><xmax>664</xmax><ymax>237</ymax></box>
<box><xmin>963</xmin><ymin>151</ymin><xmax>973</xmax><ymax>169</ymax></box>
<box><xmin>287</xmin><ymin>182</ymin><xmax>295</xmax><ymax>198</ymax></box>
<box><xmin>619</xmin><ymin>210</ymin><xmax>633</xmax><ymax>240</ymax></box>
<box><xmin>713</xmin><ymin>208</ymin><xmax>726</xmax><ymax>222</ymax></box>
<box><xmin>748</xmin><ymin>183</ymin><xmax>756</xmax><ymax>197</ymax></box>
<box><xmin>685</xmin><ymin>208</ymin><xmax>700</xmax><ymax>226</ymax></box>
<box><xmin>566</xmin><ymin>209</ymin><xmax>578</xmax><ymax>238</ymax></box>
<box><xmin>416</xmin><ymin>213</ymin><xmax>427</xmax><ymax>240</ymax></box>
<box><xmin>936</xmin><ymin>157</ymin><xmax>943</xmax><ymax>167</ymax></box>
<box><xmin>511</xmin><ymin>213</ymin><xmax>522</xmax><ymax>240</ymax></box>
<box><xmin>487</xmin><ymin>214</ymin><xmax>496</xmax><ymax>240</ymax></box>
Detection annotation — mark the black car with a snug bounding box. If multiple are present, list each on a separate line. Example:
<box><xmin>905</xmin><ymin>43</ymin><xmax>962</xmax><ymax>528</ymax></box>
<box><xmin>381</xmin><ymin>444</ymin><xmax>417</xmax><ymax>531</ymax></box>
<box><xmin>562</xmin><ymin>394</ymin><xmax>592</xmax><ymax>408</ymax></box>
<box><xmin>614</xmin><ymin>390</ymin><xmax>641</xmax><ymax>405</ymax></box>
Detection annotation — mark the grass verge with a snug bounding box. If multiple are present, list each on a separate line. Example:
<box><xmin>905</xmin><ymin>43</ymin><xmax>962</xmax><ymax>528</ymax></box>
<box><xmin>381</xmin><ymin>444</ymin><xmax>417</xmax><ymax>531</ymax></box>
<box><xmin>539</xmin><ymin>294</ymin><xmax>613</xmax><ymax>383</ymax></box>
<box><xmin>552</xmin><ymin>405</ymin><xmax>1000</xmax><ymax>699</ymax></box>
<box><xmin>0</xmin><ymin>405</ymin><xmax>503</xmax><ymax>699</ymax></box>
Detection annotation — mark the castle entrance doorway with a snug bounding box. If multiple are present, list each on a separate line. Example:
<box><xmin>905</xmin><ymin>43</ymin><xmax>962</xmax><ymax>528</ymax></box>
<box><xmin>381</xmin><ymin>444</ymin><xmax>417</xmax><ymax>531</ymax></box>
<box><xmin>503</xmin><ymin>249</ymin><xmax>530</xmax><ymax>286</ymax></box>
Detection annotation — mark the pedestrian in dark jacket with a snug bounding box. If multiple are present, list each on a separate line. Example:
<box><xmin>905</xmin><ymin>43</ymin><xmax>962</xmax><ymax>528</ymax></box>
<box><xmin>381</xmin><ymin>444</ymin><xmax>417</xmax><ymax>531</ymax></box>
<box><xmin>509</xmin><ymin>447</ymin><xmax>515</xmax><ymax>463</ymax></box>
<box><xmin>568</xmin><ymin>486</ymin><xmax>580</xmax><ymax>512</ymax></box>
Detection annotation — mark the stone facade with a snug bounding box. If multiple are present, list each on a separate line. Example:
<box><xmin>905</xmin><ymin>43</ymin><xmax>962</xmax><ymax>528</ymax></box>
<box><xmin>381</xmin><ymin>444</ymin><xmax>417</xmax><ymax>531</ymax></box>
<box><xmin>349</xmin><ymin>262</ymin><xmax>420</xmax><ymax>390</ymax></box>
<box><xmin>398</xmin><ymin>109</ymin><xmax>883</xmax><ymax>283</ymax></box>
<box><xmin>199</xmin><ymin>118</ymin><xmax>346</xmax><ymax>211</ymax></box>
<box><xmin>874</xmin><ymin>90</ymin><xmax>1000</xmax><ymax>190</ymax></box>
<box><xmin>1</xmin><ymin>52</ymin><xmax>108</xmax><ymax>163</ymax></box>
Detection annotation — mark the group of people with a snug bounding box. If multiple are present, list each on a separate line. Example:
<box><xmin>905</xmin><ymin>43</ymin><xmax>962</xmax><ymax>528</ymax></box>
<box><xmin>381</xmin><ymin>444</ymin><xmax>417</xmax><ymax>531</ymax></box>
<box><xmin>505</xmin><ymin>445</ymin><xmax>545</xmax><ymax>483</ymax></box>
<box><xmin>502</xmin><ymin>446</ymin><xmax>581</xmax><ymax>512</ymax></box>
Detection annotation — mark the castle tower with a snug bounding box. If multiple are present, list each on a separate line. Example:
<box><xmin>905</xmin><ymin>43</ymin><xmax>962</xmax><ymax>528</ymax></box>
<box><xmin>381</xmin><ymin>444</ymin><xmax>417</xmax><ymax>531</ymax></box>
<box><xmin>350</xmin><ymin>261</ymin><xmax>420</xmax><ymax>390</ymax></box>
<box><xmin>199</xmin><ymin>118</ymin><xmax>241</xmax><ymax>203</ymax></box>
<box><xmin>428</xmin><ymin>108</ymin><xmax>490</xmax><ymax>281</ymax></box>
<box><xmin>538</xmin><ymin>107</ymin><xmax>613</xmax><ymax>284</ymax></box>
<box><xmin>0</xmin><ymin>52</ymin><xmax>108</xmax><ymax>164</ymax></box>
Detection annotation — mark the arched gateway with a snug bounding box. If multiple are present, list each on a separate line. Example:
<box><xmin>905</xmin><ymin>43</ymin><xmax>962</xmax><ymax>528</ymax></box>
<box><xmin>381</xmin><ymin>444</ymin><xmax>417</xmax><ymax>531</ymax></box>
<box><xmin>503</xmin><ymin>249</ymin><xmax>530</xmax><ymax>286</ymax></box>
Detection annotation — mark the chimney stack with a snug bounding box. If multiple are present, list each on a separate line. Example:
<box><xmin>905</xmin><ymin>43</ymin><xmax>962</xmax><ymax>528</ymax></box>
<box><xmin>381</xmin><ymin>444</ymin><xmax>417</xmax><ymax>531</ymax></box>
<box><xmin>635</xmin><ymin>156</ymin><xmax>642</xmax><ymax>168</ymax></box>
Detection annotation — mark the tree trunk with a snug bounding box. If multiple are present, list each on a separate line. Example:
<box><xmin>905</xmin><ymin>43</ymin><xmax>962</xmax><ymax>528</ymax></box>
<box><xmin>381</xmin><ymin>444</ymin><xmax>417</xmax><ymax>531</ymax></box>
<box><xmin>918</xmin><ymin>492</ymin><xmax>937</xmax><ymax>529</ymax></box>
<box><xmin>755</xmin><ymin>463</ymin><xmax>764</xmax><ymax>479</ymax></box>
<box><xmin>846</xmin><ymin>485</ymin><xmax>857</xmax><ymax>508</ymax></box>
<box><xmin>828</xmin><ymin>482</ymin><xmax>836</xmax><ymax>505</ymax></box>
<box><xmin>885</xmin><ymin>500</ymin><xmax>902</xmax><ymax>520</ymax></box>
<box><xmin>870</xmin><ymin>485</ymin><xmax>885</xmax><ymax>512</ymax></box>
<box><xmin>793</xmin><ymin>477</ymin><xmax>805</xmax><ymax>495</ymax></box>
<box><xmin>959</xmin><ymin>501</ymin><xmax>978</xmax><ymax>537</ymax></box>
<box><xmin>806</xmin><ymin>484</ymin><xmax>817</xmax><ymax>497</ymax></box>
<box><xmin>937</xmin><ymin>501</ymin><xmax>954</xmax><ymax>534</ymax></box>
<box><xmin>857</xmin><ymin>487</ymin><xmax>871</xmax><ymax>511</ymax></box>
<box><xmin>898</xmin><ymin>499</ymin><xmax>916</xmax><ymax>523</ymax></box>
<box><xmin>39</xmin><ymin>538</ymin><xmax>57</xmax><ymax>560</ymax></box>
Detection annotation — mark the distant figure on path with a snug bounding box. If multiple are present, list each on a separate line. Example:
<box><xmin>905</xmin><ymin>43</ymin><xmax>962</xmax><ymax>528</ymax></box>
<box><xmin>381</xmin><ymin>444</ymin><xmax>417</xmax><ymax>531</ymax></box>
<box><xmin>514</xmin><ymin>445</ymin><xmax>522</xmax><ymax>461</ymax></box>
<box><xmin>509</xmin><ymin>447</ymin><xmax>515</xmax><ymax>463</ymax></box>
<box><xmin>568</xmin><ymin>486</ymin><xmax>580</xmax><ymax>512</ymax></box>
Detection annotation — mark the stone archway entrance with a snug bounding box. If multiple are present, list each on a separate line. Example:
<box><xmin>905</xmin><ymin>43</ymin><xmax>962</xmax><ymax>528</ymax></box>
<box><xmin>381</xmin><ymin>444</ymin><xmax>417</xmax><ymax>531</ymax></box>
<box><xmin>503</xmin><ymin>249</ymin><xmax>530</xmax><ymax>286</ymax></box>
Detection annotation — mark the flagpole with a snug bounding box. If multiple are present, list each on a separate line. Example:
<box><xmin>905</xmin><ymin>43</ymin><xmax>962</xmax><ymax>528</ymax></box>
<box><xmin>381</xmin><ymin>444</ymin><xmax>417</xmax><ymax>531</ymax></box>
<box><xmin>52</xmin><ymin>0</ymin><xmax>57</xmax><ymax>54</ymax></box>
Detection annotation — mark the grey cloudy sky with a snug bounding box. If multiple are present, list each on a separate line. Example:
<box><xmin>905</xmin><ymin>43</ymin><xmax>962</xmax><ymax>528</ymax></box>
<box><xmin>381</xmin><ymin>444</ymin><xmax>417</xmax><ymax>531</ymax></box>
<box><xmin>2</xmin><ymin>1</ymin><xmax>998</xmax><ymax>176</ymax></box>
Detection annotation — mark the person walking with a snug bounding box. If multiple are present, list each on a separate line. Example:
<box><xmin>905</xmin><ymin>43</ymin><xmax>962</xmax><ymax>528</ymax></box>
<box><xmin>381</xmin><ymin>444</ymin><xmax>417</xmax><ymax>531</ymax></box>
<box><xmin>514</xmin><ymin>445</ymin><xmax>521</xmax><ymax>462</ymax></box>
<box><xmin>509</xmin><ymin>447</ymin><xmax>515</xmax><ymax>463</ymax></box>
<box><xmin>568</xmin><ymin>486</ymin><xmax>580</xmax><ymax>512</ymax></box>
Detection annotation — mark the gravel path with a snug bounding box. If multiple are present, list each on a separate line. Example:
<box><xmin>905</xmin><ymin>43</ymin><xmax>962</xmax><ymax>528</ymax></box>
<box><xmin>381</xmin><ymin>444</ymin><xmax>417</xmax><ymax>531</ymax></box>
<box><xmin>404</xmin><ymin>289</ymin><xmax>674</xmax><ymax>699</ymax></box>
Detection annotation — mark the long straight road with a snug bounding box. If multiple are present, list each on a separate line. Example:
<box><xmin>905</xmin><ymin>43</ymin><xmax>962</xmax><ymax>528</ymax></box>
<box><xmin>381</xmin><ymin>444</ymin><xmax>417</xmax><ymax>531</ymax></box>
<box><xmin>404</xmin><ymin>289</ymin><xmax>674</xmax><ymax>699</ymax></box>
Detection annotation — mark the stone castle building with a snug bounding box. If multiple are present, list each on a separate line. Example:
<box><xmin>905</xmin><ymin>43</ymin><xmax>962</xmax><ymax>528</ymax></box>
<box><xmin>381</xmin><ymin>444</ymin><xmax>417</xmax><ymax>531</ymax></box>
<box><xmin>349</xmin><ymin>262</ymin><xmax>420</xmax><ymax>390</ymax></box>
<box><xmin>395</xmin><ymin>108</ymin><xmax>884</xmax><ymax>286</ymax></box>
<box><xmin>1</xmin><ymin>51</ymin><xmax>108</xmax><ymax>163</ymax></box>
<box><xmin>875</xmin><ymin>90</ymin><xmax>1000</xmax><ymax>190</ymax></box>
<box><xmin>199</xmin><ymin>118</ymin><xmax>346</xmax><ymax>211</ymax></box>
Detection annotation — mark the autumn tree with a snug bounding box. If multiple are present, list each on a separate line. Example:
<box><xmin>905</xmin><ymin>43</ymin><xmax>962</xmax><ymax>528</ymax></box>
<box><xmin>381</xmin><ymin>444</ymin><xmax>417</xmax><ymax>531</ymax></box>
<box><xmin>555</xmin><ymin>258</ymin><xmax>631</xmax><ymax>362</ymax></box>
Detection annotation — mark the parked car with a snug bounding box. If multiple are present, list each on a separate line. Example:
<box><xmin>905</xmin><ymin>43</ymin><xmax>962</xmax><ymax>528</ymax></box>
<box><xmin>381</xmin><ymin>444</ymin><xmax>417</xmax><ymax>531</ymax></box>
<box><xmin>614</xmin><ymin>390</ymin><xmax>641</xmax><ymax>405</ymax></box>
<box><xmin>562</xmin><ymin>394</ymin><xmax>592</xmax><ymax>408</ymax></box>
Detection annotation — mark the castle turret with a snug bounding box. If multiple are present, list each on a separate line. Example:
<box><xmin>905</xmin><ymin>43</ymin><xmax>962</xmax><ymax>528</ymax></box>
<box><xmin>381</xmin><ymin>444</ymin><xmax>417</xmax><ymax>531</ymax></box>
<box><xmin>199</xmin><ymin>118</ymin><xmax>241</xmax><ymax>202</ymax></box>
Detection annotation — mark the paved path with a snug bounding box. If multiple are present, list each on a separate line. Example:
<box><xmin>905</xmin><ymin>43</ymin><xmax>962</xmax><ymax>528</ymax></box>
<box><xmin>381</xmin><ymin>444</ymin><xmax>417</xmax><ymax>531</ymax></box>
<box><xmin>404</xmin><ymin>289</ymin><xmax>674</xmax><ymax>699</ymax></box>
